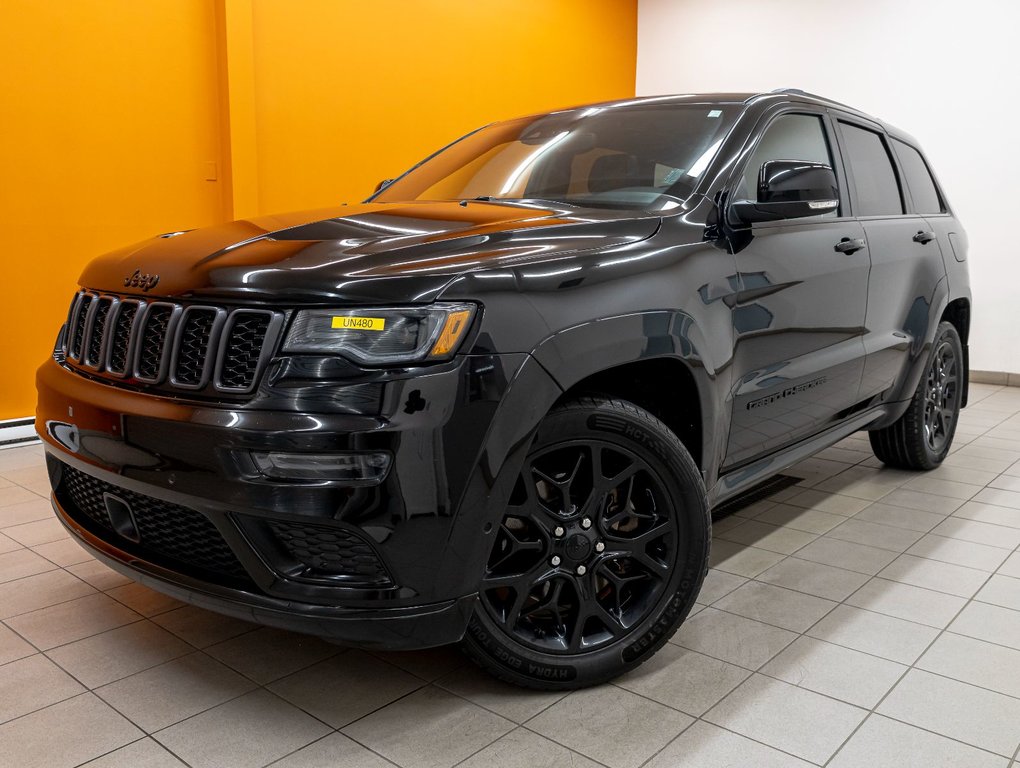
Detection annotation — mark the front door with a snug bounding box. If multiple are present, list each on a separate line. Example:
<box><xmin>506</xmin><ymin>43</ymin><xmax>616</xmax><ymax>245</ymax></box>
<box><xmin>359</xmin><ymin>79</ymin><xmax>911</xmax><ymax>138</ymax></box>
<box><xmin>723</xmin><ymin>111</ymin><xmax>871</xmax><ymax>469</ymax></box>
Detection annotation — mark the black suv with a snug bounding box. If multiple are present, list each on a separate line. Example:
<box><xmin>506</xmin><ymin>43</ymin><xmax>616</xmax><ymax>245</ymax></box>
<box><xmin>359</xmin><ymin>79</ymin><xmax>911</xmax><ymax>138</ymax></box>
<box><xmin>37</xmin><ymin>90</ymin><xmax>970</xmax><ymax>688</ymax></box>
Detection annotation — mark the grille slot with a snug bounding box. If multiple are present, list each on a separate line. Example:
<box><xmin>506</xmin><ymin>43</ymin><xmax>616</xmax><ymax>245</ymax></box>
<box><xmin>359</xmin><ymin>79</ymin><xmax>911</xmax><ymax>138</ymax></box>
<box><xmin>69</xmin><ymin>294</ymin><xmax>93</xmax><ymax>360</ymax></box>
<box><xmin>135</xmin><ymin>304</ymin><xmax>174</xmax><ymax>381</ymax></box>
<box><xmin>58</xmin><ymin>292</ymin><xmax>279</xmax><ymax>396</ymax></box>
<box><xmin>218</xmin><ymin>312</ymin><xmax>272</xmax><ymax>391</ymax></box>
<box><xmin>58</xmin><ymin>463</ymin><xmax>248</xmax><ymax>580</ymax></box>
<box><xmin>84</xmin><ymin>297</ymin><xmax>114</xmax><ymax>368</ymax></box>
<box><xmin>172</xmin><ymin>308</ymin><xmax>219</xmax><ymax>387</ymax></box>
<box><xmin>267</xmin><ymin>520</ymin><xmax>391</xmax><ymax>585</ymax></box>
<box><xmin>107</xmin><ymin>301</ymin><xmax>140</xmax><ymax>375</ymax></box>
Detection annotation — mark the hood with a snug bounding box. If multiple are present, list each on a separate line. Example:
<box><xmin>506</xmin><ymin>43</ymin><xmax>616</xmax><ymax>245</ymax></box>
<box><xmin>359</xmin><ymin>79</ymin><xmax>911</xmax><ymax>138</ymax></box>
<box><xmin>80</xmin><ymin>201</ymin><xmax>660</xmax><ymax>304</ymax></box>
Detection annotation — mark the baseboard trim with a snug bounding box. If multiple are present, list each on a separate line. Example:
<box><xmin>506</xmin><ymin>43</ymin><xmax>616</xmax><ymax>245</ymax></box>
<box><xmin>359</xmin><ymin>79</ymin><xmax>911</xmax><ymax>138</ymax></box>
<box><xmin>0</xmin><ymin>418</ymin><xmax>39</xmax><ymax>449</ymax></box>
<box><xmin>970</xmin><ymin>370</ymin><xmax>1020</xmax><ymax>387</ymax></box>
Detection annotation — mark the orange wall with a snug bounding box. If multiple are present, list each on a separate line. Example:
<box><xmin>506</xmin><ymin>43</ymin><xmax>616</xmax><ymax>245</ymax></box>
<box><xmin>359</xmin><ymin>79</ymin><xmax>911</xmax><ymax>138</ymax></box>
<box><xmin>0</xmin><ymin>0</ymin><xmax>226</xmax><ymax>420</ymax></box>
<box><xmin>0</xmin><ymin>0</ymin><xmax>637</xmax><ymax>420</ymax></box>
<box><xmin>249</xmin><ymin>0</ymin><xmax>639</xmax><ymax>212</ymax></box>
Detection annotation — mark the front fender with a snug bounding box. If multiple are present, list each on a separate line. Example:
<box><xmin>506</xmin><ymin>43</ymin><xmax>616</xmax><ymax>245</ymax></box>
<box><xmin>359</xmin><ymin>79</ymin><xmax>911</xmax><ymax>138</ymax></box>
<box><xmin>434</xmin><ymin>353</ymin><xmax>563</xmax><ymax>600</ymax></box>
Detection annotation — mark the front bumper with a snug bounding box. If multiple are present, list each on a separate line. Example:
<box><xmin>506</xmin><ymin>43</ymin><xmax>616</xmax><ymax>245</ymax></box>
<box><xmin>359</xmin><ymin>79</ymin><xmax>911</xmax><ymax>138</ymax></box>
<box><xmin>52</xmin><ymin>490</ymin><xmax>476</xmax><ymax>648</ymax></box>
<box><xmin>35</xmin><ymin>349</ymin><xmax>553</xmax><ymax>648</ymax></box>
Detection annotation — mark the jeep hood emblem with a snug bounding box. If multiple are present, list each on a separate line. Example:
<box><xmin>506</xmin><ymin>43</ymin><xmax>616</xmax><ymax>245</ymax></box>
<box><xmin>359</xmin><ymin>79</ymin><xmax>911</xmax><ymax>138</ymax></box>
<box><xmin>124</xmin><ymin>269</ymin><xmax>159</xmax><ymax>292</ymax></box>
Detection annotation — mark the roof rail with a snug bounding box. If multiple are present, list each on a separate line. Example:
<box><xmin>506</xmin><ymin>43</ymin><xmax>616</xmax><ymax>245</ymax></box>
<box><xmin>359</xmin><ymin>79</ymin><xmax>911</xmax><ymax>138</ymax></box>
<box><xmin>755</xmin><ymin>88</ymin><xmax>858</xmax><ymax>113</ymax></box>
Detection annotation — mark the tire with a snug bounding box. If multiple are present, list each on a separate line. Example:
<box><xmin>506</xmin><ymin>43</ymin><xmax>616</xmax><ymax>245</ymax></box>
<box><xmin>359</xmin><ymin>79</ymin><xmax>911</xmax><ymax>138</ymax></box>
<box><xmin>462</xmin><ymin>396</ymin><xmax>710</xmax><ymax>690</ymax></box>
<box><xmin>869</xmin><ymin>321</ymin><xmax>964</xmax><ymax>470</ymax></box>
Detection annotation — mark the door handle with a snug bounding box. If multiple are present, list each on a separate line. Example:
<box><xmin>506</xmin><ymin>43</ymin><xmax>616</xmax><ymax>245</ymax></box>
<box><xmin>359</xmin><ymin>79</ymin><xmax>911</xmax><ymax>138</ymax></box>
<box><xmin>913</xmin><ymin>230</ymin><xmax>936</xmax><ymax>244</ymax></box>
<box><xmin>834</xmin><ymin>237</ymin><xmax>866</xmax><ymax>255</ymax></box>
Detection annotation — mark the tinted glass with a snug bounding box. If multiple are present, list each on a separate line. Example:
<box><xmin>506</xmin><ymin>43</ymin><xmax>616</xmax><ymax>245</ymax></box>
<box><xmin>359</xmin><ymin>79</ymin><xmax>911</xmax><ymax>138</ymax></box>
<box><xmin>375</xmin><ymin>105</ymin><xmax>740</xmax><ymax>210</ymax></box>
<box><xmin>738</xmin><ymin>114</ymin><xmax>834</xmax><ymax>203</ymax></box>
<box><xmin>839</xmin><ymin>123</ymin><xmax>903</xmax><ymax>216</ymax></box>
<box><xmin>893</xmin><ymin>139</ymin><xmax>944</xmax><ymax>214</ymax></box>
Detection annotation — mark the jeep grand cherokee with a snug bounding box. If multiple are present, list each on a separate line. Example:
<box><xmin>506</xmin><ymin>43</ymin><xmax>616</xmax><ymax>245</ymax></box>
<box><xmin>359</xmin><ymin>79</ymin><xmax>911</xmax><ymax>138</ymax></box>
<box><xmin>36</xmin><ymin>89</ymin><xmax>970</xmax><ymax>688</ymax></box>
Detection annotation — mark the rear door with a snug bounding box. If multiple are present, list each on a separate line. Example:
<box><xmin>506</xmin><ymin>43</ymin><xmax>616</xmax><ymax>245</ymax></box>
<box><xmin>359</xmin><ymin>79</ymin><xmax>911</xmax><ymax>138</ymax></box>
<box><xmin>723</xmin><ymin>109</ymin><xmax>870</xmax><ymax>469</ymax></box>
<box><xmin>833</xmin><ymin>116</ymin><xmax>948</xmax><ymax>403</ymax></box>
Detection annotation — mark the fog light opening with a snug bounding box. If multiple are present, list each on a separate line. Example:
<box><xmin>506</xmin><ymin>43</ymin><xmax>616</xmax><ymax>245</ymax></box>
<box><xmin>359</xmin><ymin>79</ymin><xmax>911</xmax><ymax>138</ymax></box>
<box><xmin>251</xmin><ymin>451</ymin><xmax>391</xmax><ymax>484</ymax></box>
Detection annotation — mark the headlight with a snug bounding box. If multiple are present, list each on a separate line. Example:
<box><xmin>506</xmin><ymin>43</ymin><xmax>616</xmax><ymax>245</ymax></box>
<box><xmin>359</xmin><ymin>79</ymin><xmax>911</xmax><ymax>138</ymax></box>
<box><xmin>282</xmin><ymin>303</ymin><xmax>476</xmax><ymax>364</ymax></box>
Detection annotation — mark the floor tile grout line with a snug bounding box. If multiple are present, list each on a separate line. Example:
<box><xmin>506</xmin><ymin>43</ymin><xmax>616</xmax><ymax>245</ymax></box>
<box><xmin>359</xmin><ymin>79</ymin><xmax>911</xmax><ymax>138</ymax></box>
<box><xmin>7</xmin><ymin>608</ymin><xmax>147</xmax><ymax>656</ymax></box>
<box><xmin>681</xmin><ymin>602</ymin><xmax>1020</xmax><ymax>705</ymax></box>
<box><xmin>92</xmin><ymin>640</ymin><xmax>345</xmax><ymax>741</ymax></box>
<box><xmin>260</xmin><ymin>731</ymin><xmax>349</xmax><ymax>768</ymax></box>
<box><xmin>822</xmin><ymin>536</ymin><xmax>1020</xmax><ymax>765</ymax></box>
<box><xmin>40</xmin><ymin>617</ymin><xmax>198</xmax><ymax>691</ymax></box>
<box><xmin>0</xmin><ymin>690</ymin><xmax>155</xmax><ymax>754</ymax></box>
<box><xmin>451</xmin><ymin>723</ymin><xmax>615</xmax><ymax>768</ymax></box>
<box><xmin>75</xmin><ymin>734</ymin><xmax>200</xmax><ymax>768</ymax></box>
<box><xmin>720</xmin><ymin>520</ymin><xmax>1010</xmax><ymax>598</ymax></box>
<box><xmin>0</xmin><ymin>569</ymin><xmax>102</xmax><ymax>621</ymax></box>
<box><xmin>332</xmin><ymin>682</ymin><xmax>511</xmax><ymax>768</ymax></box>
<box><xmin>431</xmin><ymin>671</ymin><xmax>569</xmax><ymax>727</ymax></box>
<box><xmin>829</xmin><ymin>711</ymin><xmax>1016</xmax><ymax>766</ymax></box>
<box><xmin>892</xmin><ymin>544</ymin><xmax>1017</xmax><ymax>574</ymax></box>
<box><xmin>0</xmin><ymin>683</ymin><xmax>94</xmax><ymax>730</ymax></box>
<box><xmin>704</xmin><ymin>575</ymin><xmax>963</xmax><ymax>634</ymax></box>
<box><xmin>632</xmin><ymin>717</ymin><xmax>701</xmax><ymax>768</ymax></box>
<box><xmin>0</xmin><ymin>612</ymin><xmax>48</xmax><ymax>658</ymax></box>
<box><xmin>637</xmin><ymin>712</ymin><xmax>831</xmax><ymax>768</ymax></box>
<box><xmin>699</xmin><ymin>473</ymin><xmax>1017</xmax><ymax>766</ymax></box>
<box><xmin>148</xmin><ymin>683</ymin><xmax>340</xmax><ymax>751</ymax></box>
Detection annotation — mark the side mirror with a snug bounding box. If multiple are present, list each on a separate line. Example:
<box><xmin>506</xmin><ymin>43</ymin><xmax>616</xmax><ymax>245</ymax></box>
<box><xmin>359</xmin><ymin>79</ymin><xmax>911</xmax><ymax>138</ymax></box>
<box><xmin>730</xmin><ymin>161</ymin><xmax>839</xmax><ymax>224</ymax></box>
<box><xmin>374</xmin><ymin>178</ymin><xmax>395</xmax><ymax>194</ymax></box>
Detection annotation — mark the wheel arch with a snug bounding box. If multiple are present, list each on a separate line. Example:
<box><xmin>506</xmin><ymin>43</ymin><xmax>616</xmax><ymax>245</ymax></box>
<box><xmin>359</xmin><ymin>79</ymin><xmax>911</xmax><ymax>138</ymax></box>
<box><xmin>940</xmin><ymin>297</ymin><xmax>971</xmax><ymax>407</ymax></box>
<box><xmin>529</xmin><ymin>310</ymin><xmax>721</xmax><ymax>478</ymax></box>
<box><xmin>556</xmin><ymin>358</ymin><xmax>704</xmax><ymax>471</ymax></box>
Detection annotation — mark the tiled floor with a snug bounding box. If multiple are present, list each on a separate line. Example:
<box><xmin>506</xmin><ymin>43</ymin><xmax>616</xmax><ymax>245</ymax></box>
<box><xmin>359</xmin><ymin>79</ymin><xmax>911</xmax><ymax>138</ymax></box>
<box><xmin>2</xmin><ymin>381</ymin><xmax>1020</xmax><ymax>767</ymax></box>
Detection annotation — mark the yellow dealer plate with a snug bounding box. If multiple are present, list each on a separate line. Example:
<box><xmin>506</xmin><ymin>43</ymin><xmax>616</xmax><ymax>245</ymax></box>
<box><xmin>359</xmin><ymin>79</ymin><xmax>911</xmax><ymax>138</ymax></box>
<box><xmin>332</xmin><ymin>316</ymin><xmax>386</xmax><ymax>331</ymax></box>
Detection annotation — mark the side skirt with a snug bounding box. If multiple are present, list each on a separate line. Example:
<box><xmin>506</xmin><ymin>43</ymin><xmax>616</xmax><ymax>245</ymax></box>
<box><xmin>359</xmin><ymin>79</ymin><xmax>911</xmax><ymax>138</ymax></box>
<box><xmin>708</xmin><ymin>407</ymin><xmax>888</xmax><ymax>507</ymax></box>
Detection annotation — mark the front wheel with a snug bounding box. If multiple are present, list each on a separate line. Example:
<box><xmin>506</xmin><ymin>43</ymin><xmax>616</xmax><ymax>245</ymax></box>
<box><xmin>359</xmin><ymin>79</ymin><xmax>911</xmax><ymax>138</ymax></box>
<box><xmin>869</xmin><ymin>321</ymin><xmax>964</xmax><ymax>470</ymax></box>
<box><xmin>462</xmin><ymin>396</ymin><xmax>710</xmax><ymax>690</ymax></box>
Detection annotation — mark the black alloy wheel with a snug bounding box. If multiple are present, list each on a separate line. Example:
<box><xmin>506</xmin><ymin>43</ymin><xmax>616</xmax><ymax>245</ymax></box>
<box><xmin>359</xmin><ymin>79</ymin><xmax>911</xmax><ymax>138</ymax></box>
<box><xmin>869</xmin><ymin>321</ymin><xmax>964</xmax><ymax>470</ymax></box>
<box><xmin>462</xmin><ymin>396</ymin><xmax>710</xmax><ymax>689</ymax></box>
<box><xmin>923</xmin><ymin>337</ymin><xmax>959</xmax><ymax>454</ymax></box>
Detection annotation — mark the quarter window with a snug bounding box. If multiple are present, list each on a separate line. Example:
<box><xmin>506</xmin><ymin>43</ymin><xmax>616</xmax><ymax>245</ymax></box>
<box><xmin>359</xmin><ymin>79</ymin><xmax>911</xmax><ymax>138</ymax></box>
<box><xmin>839</xmin><ymin>123</ymin><xmax>904</xmax><ymax>216</ymax></box>
<box><xmin>892</xmin><ymin>139</ymin><xmax>944</xmax><ymax>214</ymax></box>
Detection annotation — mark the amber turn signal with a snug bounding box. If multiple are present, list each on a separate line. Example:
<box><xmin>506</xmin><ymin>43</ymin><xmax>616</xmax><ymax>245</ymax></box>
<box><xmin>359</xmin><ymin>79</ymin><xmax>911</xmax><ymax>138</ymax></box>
<box><xmin>429</xmin><ymin>309</ymin><xmax>473</xmax><ymax>357</ymax></box>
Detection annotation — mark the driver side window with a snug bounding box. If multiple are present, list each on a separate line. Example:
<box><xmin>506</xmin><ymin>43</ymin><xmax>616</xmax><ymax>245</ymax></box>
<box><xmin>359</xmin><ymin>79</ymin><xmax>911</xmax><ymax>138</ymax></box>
<box><xmin>738</xmin><ymin>114</ymin><xmax>836</xmax><ymax>211</ymax></box>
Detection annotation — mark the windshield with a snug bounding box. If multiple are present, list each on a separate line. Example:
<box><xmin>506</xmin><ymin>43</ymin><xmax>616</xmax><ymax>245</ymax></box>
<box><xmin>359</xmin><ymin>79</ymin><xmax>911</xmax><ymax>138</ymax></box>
<box><xmin>374</xmin><ymin>103</ymin><xmax>741</xmax><ymax>210</ymax></box>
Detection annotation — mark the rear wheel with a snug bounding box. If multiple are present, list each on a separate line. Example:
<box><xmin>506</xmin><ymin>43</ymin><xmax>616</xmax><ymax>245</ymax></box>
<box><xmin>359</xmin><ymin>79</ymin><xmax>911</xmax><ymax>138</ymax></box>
<box><xmin>462</xmin><ymin>396</ymin><xmax>710</xmax><ymax>689</ymax></box>
<box><xmin>869</xmin><ymin>321</ymin><xmax>964</xmax><ymax>469</ymax></box>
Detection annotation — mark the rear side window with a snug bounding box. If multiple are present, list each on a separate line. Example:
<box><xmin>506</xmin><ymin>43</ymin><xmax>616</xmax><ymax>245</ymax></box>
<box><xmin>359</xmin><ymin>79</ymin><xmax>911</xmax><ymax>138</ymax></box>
<box><xmin>839</xmin><ymin>123</ymin><xmax>904</xmax><ymax>216</ymax></box>
<box><xmin>892</xmin><ymin>139</ymin><xmax>944</xmax><ymax>214</ymax></box>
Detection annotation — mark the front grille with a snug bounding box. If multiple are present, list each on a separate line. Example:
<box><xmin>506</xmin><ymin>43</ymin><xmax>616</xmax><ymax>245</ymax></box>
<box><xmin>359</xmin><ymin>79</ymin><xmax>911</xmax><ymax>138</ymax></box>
<box><xmin>267</xmin><ymin>520</ymin><xmax>391</xmax><ymax>585</ymax></box>
<box><xmin>60</xmin><ymin>291</ymin><xmax>279</xmax><ymax>395</ymax></box>
<box><xmin>58</xmin><ymin>463</ymin><xmax>248</xmax><ymax>580</ymax></box>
